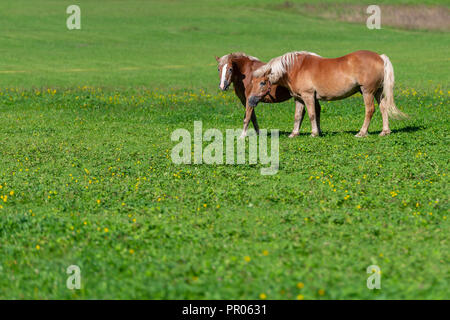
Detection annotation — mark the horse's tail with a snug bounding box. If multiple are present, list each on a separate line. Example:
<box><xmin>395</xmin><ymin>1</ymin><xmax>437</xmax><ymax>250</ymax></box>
<box><xmin>379</xmin><ymin>54</ymin><xmax>408</xmax><ymax>120</ymax></box>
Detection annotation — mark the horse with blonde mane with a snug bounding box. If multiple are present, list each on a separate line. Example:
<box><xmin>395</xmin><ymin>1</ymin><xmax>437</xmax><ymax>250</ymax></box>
<box><xmin>215</xmin><ymin>53</ymin><xmax>291</xmax><ymax>136</ymax></box>
<box><xmin>248</xmin><ymin>50</ymin><xmax>408</xmax><ymax>138</ymax></box>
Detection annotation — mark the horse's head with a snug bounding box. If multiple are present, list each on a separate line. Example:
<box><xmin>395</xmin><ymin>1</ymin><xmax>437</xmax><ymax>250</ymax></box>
<box><xmin>248</xmin><ymin>68</ymin><xmax>272</xmax><ymax>107</ymax></box>
<box><xmin>215</xmin><ymin>55</ymin><xmax>234</xmax><ymax>91</ymax></box>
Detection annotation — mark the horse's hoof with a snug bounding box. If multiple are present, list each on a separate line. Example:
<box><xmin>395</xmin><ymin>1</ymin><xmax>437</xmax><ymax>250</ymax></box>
<box><xmin>311</xmin><ymin>132</ymin><xmax>319</xmax><ymax>137</ymax></box>
<box><xmin>289</xmin><ymin>132</ymin><xmax>299</xmax><ymax>138</ymax></box>
<box><xmin>355</xmin><ymin>132</ymin><xmax>368</xmax><ymax>138</ymax></box>
<box><xmin>379</xmin><ymin>130</ymin><xmax>391</xmax><ymax>136</ymax></box>
<box><xmin>239</xmin><ymin>133</ymin><xmax>246</xmax><ymax>139</ymax></box>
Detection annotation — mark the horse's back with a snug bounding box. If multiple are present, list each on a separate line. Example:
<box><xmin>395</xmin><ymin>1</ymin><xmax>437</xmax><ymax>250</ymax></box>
<box><xmin>306</xmin><ymin>50</ymin><xmax>382</xmax><ymax>66</ymax></box>
<box><xmin>345</xmin><ymin>50</ymin><xmax>381</xmax><ymax>60</ymax></box>
<box><xmin>312</xmin><ymin>50</ymin><xmax>384</xmax><ymax>83</ymax></box>
<box><xmin>295</xmin><ymin>50</ymin><xmax>384</xmax><ymax>99</ymax></box>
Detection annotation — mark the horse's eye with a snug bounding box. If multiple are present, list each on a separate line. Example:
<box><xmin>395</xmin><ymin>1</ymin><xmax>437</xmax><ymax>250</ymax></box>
<box><xmin>229</xmin><ymin>68</ymin><xmax>232</xmax><ymax>72</ymax></box>
<box><xmin>260</xmin><ymin>81</ymin><xmax>266</xmax><ymax>86</ymax></box>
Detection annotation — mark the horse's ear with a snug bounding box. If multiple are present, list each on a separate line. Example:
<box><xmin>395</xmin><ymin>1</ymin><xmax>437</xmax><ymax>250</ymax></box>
<box><xmin>215</xmin><ymin>56</ymin><xmax>220</xmax><ymax>62</ymax></box>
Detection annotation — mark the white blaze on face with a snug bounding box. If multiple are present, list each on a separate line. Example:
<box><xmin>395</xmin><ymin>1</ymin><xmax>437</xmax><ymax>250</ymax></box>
<box><xmin>220</xmin><ymin>63</ymin><xmax>228</xmax><ymax>90</ymax></box>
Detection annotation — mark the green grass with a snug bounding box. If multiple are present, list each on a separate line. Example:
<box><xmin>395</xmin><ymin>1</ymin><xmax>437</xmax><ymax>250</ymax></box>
<box><xmin>0</xmin><ymin>0</ymin><xmax>448</xmax><ymax>89</ymax></box>
<box><xmin>0</xmin><ymin>87</ymin><xmax>448</xmax><ymax>299</ymax></box>
<box><xmin>0</xmin><ymin>0</ymin><xmax>448</xmax><ymax>299</ymax></box>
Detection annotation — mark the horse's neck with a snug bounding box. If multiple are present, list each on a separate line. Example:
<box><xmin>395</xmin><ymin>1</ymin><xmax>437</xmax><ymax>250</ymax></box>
<box><xmin>234</xmin><ymin>57</ymin><xmax>263</xmax><ymax>79</ymax></box>
<box><xmin>232</xmin><ymin>58</ymin><xmax>262</xmax><ymax>103</ymax></box>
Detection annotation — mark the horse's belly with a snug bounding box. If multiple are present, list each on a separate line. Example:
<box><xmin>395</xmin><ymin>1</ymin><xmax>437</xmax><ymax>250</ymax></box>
<box><xmin>315</xmin><ymin>85</ymin><xmax>359</xmax><ymax>101</ymax></box>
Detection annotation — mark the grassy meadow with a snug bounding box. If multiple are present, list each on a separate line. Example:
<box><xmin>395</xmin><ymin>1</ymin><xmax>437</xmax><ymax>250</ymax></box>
<box><xmin>0</xmin><ymin>0</ymin><xmax>449</xmax><ymax>89</ymax></box>
<box><xmin>0</xmin><ymin>0</ymin><xmax>448</xmax><ymax>299</ymax></box>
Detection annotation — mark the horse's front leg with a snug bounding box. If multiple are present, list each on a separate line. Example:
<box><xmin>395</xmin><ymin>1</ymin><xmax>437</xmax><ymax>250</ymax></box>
<box><xmin>241</xmin><ymin>101</ymin><xmax>259</xmax><ymax>135</ymax></box>
<box><xmin>303</xmin><ymin>94</ymin><xmax>320</xmax><ymax>137</ymax></box>
<box><xmin>250</xmin><ymin>109</ymin><xmax>260</xmax><ymax>135</ymax></box>
<box><xmin>289</xmin><ymin>99</ymin><xmax>306</xmax><ymax>138</ymax></box>
<box><xmin>240</xmin><ymin>104</ymin><xmax>254</xmax><ymax>138</ymax></box>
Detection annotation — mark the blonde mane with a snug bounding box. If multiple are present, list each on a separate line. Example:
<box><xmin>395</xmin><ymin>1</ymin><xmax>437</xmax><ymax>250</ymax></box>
<box><xmin>253</xmin><ymin>51</ymin><xmax>321</xmax><ymax>83</ymax></box>
<box><xmin>218</xmin><ymin>52</ymin><xmax>260</xmax><ymax>65</ymax></box>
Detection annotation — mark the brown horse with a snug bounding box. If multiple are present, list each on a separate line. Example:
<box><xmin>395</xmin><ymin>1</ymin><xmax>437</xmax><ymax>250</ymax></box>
<box><xmin>249</xmin><ymin>50</ymin><xmax>408</xmax><ymax>138</ymax></box>
<box><xmin>215</xmin><ymin>53</ymin><xmax>291</xmax><ymax>137</ymax></box>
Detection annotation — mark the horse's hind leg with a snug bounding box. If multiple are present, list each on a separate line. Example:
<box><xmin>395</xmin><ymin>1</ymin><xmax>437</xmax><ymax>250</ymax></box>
<box><xmin>303</xmin><ymin>94</ymin><xmax>320</xmax><ymax>137</ymax></box>
<box><xmin>315</xmin><ymin>99</ymin><xmax>322</xmax><ymax>135</ymax></box>
<box><xmin>289</xmin><ymin>98</ymin><xmax>306</xmax><ymax>138</ymax></box>
<box><xmin>356</xmin><ymin>90</ymin><xmax>375</xmax><ymax>137</ymax></box>
<box><xmin>375</xmin><ymin>88</ymin><xmax>391</xmax><ymax>136</ymax></box>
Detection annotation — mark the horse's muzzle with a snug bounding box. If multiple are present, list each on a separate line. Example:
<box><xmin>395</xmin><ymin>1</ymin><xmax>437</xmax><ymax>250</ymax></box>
<box><xmin>248</xmin><ymin>96</ymin><xmax>260</xmax><ymax>107</ymax></box>
<box><xmin>219</xmin><ymin>80</ymin><xmax>230</xmax><ymax>91</ymax></box>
